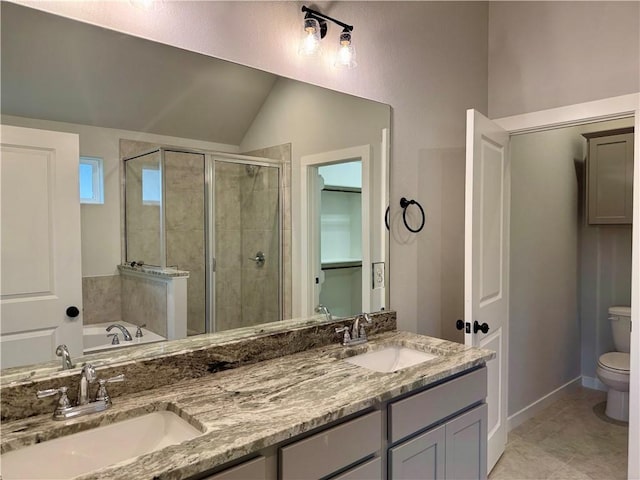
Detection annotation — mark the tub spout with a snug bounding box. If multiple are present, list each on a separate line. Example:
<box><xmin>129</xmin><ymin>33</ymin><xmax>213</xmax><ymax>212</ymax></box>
<box><xmin>55</xmin><ymin>344</ymin><xmax>75</xmax><ymax>370</ymax></box>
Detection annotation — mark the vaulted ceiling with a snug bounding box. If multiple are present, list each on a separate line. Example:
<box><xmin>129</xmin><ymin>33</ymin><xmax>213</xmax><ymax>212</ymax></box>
<box><xmin>1</xmin><ymin>2</ymin><xmax>279</xmax><ymax>145</ymax></box>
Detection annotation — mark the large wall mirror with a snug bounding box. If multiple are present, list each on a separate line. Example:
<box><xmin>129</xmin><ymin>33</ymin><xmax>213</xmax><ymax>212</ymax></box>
<box><xmin>0</xmin><ymin>2</ymin><xmax>390</xmax><ymax>372</ymax></box>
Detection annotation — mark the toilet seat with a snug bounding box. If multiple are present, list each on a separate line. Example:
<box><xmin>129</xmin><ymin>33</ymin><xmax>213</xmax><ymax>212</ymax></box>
<box><xmin>598</xmin><ymin>352</ymin><xmax>630</xmax><ymax>373</ymax></box>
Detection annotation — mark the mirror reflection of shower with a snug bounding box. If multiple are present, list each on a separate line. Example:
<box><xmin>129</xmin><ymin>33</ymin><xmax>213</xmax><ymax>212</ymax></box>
<box><xmin>123</xmin><ymin>148</ymin><xmax>283</xmax><ymax>337</ymax></box>
<box><xmin>214</xmin><ymin>158</ymin><xmax>281</xmax><ymax>332</ymax></box>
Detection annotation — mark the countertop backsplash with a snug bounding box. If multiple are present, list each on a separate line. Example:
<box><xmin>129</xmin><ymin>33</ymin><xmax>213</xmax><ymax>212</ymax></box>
<box><xmin>0</xmin><ymin>311</ymin><xmax>396</xmax><ymax>421</ymax></box>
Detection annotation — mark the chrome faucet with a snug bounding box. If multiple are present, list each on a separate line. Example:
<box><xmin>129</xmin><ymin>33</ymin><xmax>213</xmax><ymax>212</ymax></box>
<box><xmin>336</xmin><ymin>313</ymin><xmax>372</xmax><ymax>346</ymax></box>
<box><xmin>78</xmin><ymin>364</ymin><xmax>97</xmax><ymax>405</ymax></box>
<box><xmin>106</xmin><ymin>323</ymin><xmax>133</xmax><ymax>341</ymax></box>
<box><xmin>315</xmin><ymin>304</ymin><xmax>332</xmax><ymax>322</ymax></box>
<box><xmin>55</xmin><ymin>344</ymin><xmax>75</xmax><ymax>370</ymax></box>
<box><xmin>36</xmin><ymin>364</ymin><xmax>125</xmax><ymax>420</ymax></box>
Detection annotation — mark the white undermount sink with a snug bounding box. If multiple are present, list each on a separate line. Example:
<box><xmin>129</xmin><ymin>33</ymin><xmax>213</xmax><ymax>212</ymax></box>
<box><xmin>344</xmin><ymin>346</ymin><xmax>438</xmax><ymax>373</ymax></box>
<box><xmin>0</xmin><ymin>410</ymin><xmax>203</xmax><ymax>480</ymax></box>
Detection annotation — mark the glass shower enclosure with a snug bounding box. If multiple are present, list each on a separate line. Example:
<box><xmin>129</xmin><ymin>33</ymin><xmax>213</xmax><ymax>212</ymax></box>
<box><xmin>124</xmin><ymin>148</ymin><xmax>282</xmax><ymax>335</ymax></box>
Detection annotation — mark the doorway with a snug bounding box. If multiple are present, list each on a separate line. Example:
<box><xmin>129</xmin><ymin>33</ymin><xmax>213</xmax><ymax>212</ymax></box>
<box><xmin>492</xmin><ymin>94</ymin><xmax>639</xmax><ymax>477</ymax></box>
<box><xmin>300</xmin><ymin>144</ymin><xmax>373</xmax><ymax>319</ymax></box>
<box><xmin>498</xmin><ymin>117</ymin><xmax>633</xmax><ymax>477</ymax></box>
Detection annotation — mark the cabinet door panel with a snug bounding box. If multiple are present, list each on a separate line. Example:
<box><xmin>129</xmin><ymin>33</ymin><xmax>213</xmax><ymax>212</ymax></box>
<box><xmin>587</xmin><ymin>132</ymin><xmax>634</xmax><ymax>224</ymax></box>
<box><xmin>444</xmin><ymin>404</ymin><xmax>487</xmax><ymax>480</ymax></box>
<box><xmin>389</xmin><ymin>424</ymin><xmax>445</xmax><ymax>480</ymax></box>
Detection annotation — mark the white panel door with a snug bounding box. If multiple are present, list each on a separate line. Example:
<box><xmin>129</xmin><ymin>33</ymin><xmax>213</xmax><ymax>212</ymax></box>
<box><xmin>1</xmin><ymin>125</ymin><xmax>83</xmax><ymax>368</ymax></box>
<box><xmin>464</xmin><ymin>109</ymin><xmax>509</xmax><ymax>472</ymax></box>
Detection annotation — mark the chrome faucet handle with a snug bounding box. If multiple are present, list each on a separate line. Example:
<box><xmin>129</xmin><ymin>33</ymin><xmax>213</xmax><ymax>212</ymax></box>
<box><xmin>37</xmin><ymin>386</ymin><xmax>71</xmax><ymax>409</ymax></box>
<box><xmin>335</xmin><ymin>326</ymin><xmax>351</xmax><ymax>345</ymax></box>
<box><xmin>95</xmin><ymin>374</ymin><xmax>125</xmax><ymax>405</ymax></box>
<box><xmin>135</xmin><ymin>324</ymin><xmax>146</xmax><ymax>338</ymax></box>
<box><xmin>107</xmin><ymin>333</ymin><xmax>120</xmax><ymax>345</ymax></box>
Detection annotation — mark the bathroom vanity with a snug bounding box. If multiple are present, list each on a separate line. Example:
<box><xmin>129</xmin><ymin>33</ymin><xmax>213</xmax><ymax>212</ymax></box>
<box><xmin>0</xmin><ymin>315</ymin><xmax>493</xmax><ymax>480</ymax></box>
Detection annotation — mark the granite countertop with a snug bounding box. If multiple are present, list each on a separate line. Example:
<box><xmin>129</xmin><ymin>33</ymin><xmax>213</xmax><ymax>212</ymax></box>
<box><xmin>0</xmin><ymin>331</ymin><xmax>495</xmax><ymax>480</ymax></box>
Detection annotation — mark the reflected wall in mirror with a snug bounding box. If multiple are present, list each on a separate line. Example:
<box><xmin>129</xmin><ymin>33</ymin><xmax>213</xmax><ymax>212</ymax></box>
<box><xmin>0</xmin><ymin>2</ymin><xmax>390</xmax><ymax>371</ymax></box>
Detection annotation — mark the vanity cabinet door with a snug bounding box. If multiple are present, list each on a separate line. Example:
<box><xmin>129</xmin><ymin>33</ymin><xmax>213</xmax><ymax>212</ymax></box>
<box><xmin>202</xmin><ymin>456</ymin><xmax>266</xmax><ymax>480</ymax></box>
<box><xmin>444</xmin><ymin>404</ymin><xmax>487</xmax><ymax>480</ymax></box>
<box><xmin>388</xmin><ymin>424</ymin><xmax>446</xmax><ymax>480</ymax></box>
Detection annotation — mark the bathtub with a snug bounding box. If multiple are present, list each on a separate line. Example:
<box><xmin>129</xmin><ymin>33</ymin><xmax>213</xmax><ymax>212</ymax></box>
<box><xmin>83</xmin><ymin>322</ymin><xmax>165</xmax><ymax>354</ymax></box>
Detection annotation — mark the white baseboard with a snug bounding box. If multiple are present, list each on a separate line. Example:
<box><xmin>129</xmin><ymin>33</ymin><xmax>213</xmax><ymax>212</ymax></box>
<box><xmin>507</xmin><ymin>376</ymin><xmax>582</xmax><ymax>432</ymax></box>
<box><xmin>581</xmin><ymin>375</ymin><xmax>608</xmax><ymax>392</ymax></box>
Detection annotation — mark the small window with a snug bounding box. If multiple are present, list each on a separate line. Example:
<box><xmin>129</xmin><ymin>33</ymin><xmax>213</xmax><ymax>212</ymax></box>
<box><xmin>142</xmin><ymin>167</ymin><xmax>161</xmax><ymax>205</ymax></box>
<box><xmin>79</xmin><ymin>156</ymin><xmax>104</xmax><ymax>204</ymax></box>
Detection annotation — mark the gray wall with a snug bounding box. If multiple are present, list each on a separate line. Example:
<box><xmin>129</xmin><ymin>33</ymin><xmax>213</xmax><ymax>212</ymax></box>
<box><xmin>509</xmin><ymin>118</ymin><xmax>633</xmax><ymax>416</ymax></box>
<box><xmin>509</xmin><ymin>128</ymin><xmax>582</xmax><ymax>416</ymax></box>
<box><xmin>489</xmin><ymin>1</ymin><xmax>640</xmax><ymax>118</ymax></box>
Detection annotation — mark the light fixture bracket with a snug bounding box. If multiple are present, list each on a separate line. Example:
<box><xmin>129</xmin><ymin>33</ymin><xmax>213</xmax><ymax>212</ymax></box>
<box><xmin>301</xmin><ymin>5</ymin><xmax>353</xmax><ymax>39</ymax></box>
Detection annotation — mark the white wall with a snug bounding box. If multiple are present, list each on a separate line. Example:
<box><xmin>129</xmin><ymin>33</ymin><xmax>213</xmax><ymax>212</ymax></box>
<box><xmin>13</xmin><ymin>0</ymin><xmax>489</xmax><ymax>335</ymax></box>
<box><xmin>488</xmin><ymin>1</ymin><xmax>640</xmax><ymax>118</ymax></box>
<box><xmin>1</xmin><ymin>114</ymin><xmax>237</xmax><ymax>277</ymax></box>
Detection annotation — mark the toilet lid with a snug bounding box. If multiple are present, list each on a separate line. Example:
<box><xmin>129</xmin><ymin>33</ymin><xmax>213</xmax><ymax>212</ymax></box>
<box><xmin>598</xmin><ymin>352</ymin><xmax>630</xmax><ymax>372</ymax></box>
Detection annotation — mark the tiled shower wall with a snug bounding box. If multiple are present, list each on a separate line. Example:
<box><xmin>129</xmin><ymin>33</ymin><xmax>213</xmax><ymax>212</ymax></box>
<box><xmin>164</xmin><ymin>151</ymin><xmax>206</xmax><ymax>335</ymax></box>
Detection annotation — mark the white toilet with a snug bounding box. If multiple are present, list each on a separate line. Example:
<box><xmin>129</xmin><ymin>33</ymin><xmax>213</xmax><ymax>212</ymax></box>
<box><xmin>596</xmin><ymin>306</ymin><xmax>631</xmax><ymax>422</ymax></box>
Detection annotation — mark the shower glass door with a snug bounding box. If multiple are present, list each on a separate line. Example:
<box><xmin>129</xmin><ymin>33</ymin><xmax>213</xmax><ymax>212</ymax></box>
<box><xmin>213</xmin><ymin>158</ymin><xmax>281</xmax><ymax>331</ymax></box>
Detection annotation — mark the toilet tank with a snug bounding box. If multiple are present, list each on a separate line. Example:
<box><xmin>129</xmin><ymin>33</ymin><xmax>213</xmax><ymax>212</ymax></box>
<box><xmin>609</xmin><ymin>306</ymin><xmax>631</xmax><ymax>353</ymax></box>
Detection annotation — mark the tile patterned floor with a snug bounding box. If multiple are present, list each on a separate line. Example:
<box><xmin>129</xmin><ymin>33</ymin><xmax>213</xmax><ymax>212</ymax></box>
<box><xmin>489</xmin><ymin>386</ymin><xmax>629</xmax><ymax>480</ymax></box>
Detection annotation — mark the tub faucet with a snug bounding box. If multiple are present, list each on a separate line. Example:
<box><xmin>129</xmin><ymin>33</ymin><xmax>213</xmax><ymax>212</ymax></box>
<box><xmin>106</xmin><ymin>324</ymin><xmax>132</xmax><ymax>341</ymax></box>
<box><xmin>315</xmin><ymin>304</ymin><xmax>332</xmax><ymax>322</ymax></box>
<box><xmin>55</xmin><ymin>344</ymin><xmax>75</xmax><ymax>370</ymax></box>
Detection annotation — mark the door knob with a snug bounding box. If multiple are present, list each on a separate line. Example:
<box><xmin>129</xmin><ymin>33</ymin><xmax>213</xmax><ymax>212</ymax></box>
<box><xmin>456</xmin><ymin>319</ymin><xmax>471</xmax><ymax>333</ymax></box>
<box><xmin>473</xmin><ymin>321</ymin><xmax>489</xmax><ymax>334</ymax></box>
<box><xmin>66</xmin><ymin>306</ymin><xmax>80</xmax><ymax>318</ymax></box>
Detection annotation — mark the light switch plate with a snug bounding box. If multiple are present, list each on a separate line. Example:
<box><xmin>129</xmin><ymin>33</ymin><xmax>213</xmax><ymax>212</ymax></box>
<box><xmin>372</xmin><ymin>262</ymin><xmax>385</xmax><ymax>289</ymax></box>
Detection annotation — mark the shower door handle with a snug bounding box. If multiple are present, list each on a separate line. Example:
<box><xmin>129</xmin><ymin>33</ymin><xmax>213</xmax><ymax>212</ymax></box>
<box><xmin>248</xmin><ymin>251</ymin><xmax>266</xmax><ymax>267</ymax></box>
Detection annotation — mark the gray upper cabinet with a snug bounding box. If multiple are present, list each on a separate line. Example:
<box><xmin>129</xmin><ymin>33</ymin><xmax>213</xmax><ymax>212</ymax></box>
<box><xmin>585</xmin><ymin>129</ymin><xmax>634</xmax><ymax>225</ymax></box>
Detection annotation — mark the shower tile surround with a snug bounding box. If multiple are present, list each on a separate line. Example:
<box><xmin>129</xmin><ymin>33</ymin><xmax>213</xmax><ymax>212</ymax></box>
<box><xmin>0</xmin><ymin>311</ymin><xmax>396</xmax><ymax>421</ymax></box>
<box><xmin>0</xmin><ymin>314</ymin><xmax>495</xmax><ymax>480</ymax></box>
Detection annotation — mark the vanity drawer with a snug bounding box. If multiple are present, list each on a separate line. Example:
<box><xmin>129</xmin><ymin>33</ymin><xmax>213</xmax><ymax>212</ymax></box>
<box><xmin>202</xmin><ymin>456</ymin><xmax>266</xmax><ymax>480</ymax></box>
<box><xmin>329</xmin><ymin>457</ymin><xmax>382</xmax><ymax>480</ymax></box>
<box><xmin>280</xmin><ymin>410</ymin><xmax>381</xmax><ymax>480</ymax></box>
<box><xmin>388</xmin><ymin>367</ymin><xmax>487</xmax><ymax>443</ymax></box>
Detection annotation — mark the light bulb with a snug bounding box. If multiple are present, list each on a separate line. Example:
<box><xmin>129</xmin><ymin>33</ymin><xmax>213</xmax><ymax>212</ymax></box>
<box><xmin>334</xmin><ymin>31</ymin><xmax>357</xmax><ymax>69</ymax></box>
<box><xmin>299</xmin><ymin>17</ymin><xmax>322</xmax><ymax>56</ymax></box>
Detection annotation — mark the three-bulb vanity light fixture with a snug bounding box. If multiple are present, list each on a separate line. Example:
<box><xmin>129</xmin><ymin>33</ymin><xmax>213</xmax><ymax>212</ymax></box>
<box><xmin>299</xmin><ymin>5</ymin><xmax>357</xmax><ymax>69</ymax></box>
